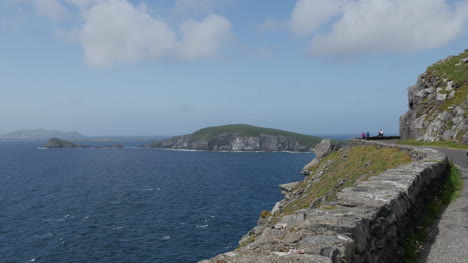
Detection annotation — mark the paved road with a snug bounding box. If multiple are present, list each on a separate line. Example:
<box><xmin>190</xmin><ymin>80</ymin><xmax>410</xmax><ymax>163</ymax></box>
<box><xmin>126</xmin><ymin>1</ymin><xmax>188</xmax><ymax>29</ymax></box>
<box><xmin>416</xmin><ymin>147</ymin><xmax>468</xmax><ymax>263</ymax></box>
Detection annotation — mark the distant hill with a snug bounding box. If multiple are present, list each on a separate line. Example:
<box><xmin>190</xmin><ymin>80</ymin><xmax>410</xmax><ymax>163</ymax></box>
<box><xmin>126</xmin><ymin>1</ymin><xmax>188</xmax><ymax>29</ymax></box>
<box><xmin>1</xmin><ymin>129</ymin><xmax>84</xmax><ymax>140</ymax></box>
<box><xmin>144</xmin><ymin>124</ymin><xmax>322</xmax><ymax>152</ymax></box>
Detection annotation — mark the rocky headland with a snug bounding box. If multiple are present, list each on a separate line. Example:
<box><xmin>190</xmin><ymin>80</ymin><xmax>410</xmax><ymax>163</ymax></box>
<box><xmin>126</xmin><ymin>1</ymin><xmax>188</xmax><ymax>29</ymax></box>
<box><xmin>144</xmin><ymin>124</ymin><xmax>322</xmax><ymax>152</ymax></box>
<box><xmin>400</xmin><ymin>50</ymin><xmax>468</xmax><ymax>144</ymax></box>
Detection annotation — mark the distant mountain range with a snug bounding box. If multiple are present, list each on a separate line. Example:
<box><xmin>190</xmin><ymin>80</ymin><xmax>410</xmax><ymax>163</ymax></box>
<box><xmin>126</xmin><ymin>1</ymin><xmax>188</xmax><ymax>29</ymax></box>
<box><xmin>0</xmin><ymin>129</ymin><xmax>84</xmax><ymax>140</ymax></box>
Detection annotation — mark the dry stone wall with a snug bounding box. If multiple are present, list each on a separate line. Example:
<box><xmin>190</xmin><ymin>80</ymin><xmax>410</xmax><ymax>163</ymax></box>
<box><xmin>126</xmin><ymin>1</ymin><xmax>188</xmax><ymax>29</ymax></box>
<box><xmin>200</xmin><ymin>140</ymin><xmax>449</xmax><ymax>263</ymax></box>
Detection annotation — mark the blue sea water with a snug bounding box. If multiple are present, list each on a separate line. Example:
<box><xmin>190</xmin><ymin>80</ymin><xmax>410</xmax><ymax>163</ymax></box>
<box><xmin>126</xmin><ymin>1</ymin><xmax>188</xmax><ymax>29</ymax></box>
<box><xmin>0</xmin><ymin>141</ymin><xmax>314</xmax><ymax>263</ymax></box>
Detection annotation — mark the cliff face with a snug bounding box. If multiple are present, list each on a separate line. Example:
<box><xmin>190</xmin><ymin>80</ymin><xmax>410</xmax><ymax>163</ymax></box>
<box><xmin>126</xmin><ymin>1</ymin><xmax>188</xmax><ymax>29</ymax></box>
<box><xmin>145</xmin><ymin>133</ymin><xmax>313</xmax><ymax>152</ymax></box>
<box><xmin>400</xmin><ymin>50</ymin><xmax>468</xmax><ymax>144</ymax></box>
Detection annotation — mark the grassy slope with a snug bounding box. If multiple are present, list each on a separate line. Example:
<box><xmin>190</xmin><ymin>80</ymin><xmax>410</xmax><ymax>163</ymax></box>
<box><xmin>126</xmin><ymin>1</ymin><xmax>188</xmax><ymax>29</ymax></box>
<box><xmin>239</xmin><ymin>145</ymin><xmax>413</xmax><ymax>247</ymax></box>
<box><xmin>424</xmin><ymin>50</ymin><xmax>468</xmax><ymax>132</ymax></box>
<box><xmin>191</xmin><ymin>124</ymin><xmax>322</xmax><ymax>148</ymax></box>
<box><xmin>276</xmin><ymin>145</ymin><xmax>412</xmax><ymax>218</ymax></box>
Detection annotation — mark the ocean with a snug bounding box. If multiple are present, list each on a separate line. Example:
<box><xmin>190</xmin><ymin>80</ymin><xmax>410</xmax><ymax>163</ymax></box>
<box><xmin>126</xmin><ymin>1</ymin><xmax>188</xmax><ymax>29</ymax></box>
<box><xmin>0</xmin><ymin>141</ymin><xmax>314</xmax><ymax>263</ymax></box>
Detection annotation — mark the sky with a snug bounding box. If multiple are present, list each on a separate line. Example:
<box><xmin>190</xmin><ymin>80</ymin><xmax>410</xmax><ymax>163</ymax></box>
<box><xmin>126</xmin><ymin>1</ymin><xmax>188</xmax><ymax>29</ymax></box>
<box><xmin>1</xmin><ymin>0</ymin><xmax>468</xmax><ymax>136</ymax></box>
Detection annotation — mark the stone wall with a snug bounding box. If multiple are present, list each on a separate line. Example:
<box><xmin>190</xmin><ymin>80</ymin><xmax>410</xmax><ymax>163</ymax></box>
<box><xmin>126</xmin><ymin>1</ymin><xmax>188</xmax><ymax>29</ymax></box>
<box><xmin>200</xmin><ymin>140</ymin><xmax>449</xmax><ymax>263</ymax></box>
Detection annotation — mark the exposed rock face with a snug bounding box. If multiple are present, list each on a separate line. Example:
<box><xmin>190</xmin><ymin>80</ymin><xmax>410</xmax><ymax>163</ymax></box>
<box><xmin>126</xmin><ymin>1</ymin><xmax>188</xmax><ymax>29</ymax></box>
<box><xmin>145</xmin><ymin>133</ymin><xmax>313</xmax><ymax>152</ymax></box>
<box><xmin>302</xmin><ymin>139</ymin><xmax>339</xmax><ymax>175</ymax></box>
<box><xmin>200</xmin><ymin>140</ymin><xmax>449</xmax><ymax>263</ymax></box>
<box><xmin>400</xmin><ymin>50</ymin><xmax>468</xmax><ymax>144</ymax></box>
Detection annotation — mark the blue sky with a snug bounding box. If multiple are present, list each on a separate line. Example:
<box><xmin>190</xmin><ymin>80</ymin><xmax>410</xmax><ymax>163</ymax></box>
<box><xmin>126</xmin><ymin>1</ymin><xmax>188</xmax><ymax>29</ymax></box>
<box><xmin>1</xmin><ymin>0</ymin><xmax>467</xmax><ymax>136</ymax></box>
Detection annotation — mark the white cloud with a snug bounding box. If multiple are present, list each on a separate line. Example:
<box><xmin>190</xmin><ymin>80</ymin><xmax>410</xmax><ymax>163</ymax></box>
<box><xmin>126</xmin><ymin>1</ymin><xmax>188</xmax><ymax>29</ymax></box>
<box><xmin>81</xmin><ymin>0</ymin><xmax>176</xmax><ymax>67</ymax></box>
<box><xmin>174</xmin><ymin>0</ymin><xmax>234</xmax><ymax>16</ymax></box>
<box><xmin>79</xmin><ymin>0</ymin><xmax>232</xmax><ymax>68</ymax></box>
<box><xmin>290</xmin><ymin>0</ymin><xmax>346</xmax><ymax>36</ymax></box>
<box><xmin>175</xmin><ymin>0</ymin><xmax>216</xmax><ymax>16</ymax></box>
<box><xmin>287</xmin><ymin>0</ymin><xmax>468</xmax><ymax>56</ymax></box>
<box><xmin>258</xmin><ymin>18</ymin><xmax>286</xmax><ymax>32</ymax></box>
<box><xmin>65</xmin><ymin>0</ymin><xmax>97</xmax><ymax>9</ymax></box>
<box><xmin>178</xmin><ymin>14</ymin><xmax>232</xmax><ymax>59</ymax></box>
<box><xmin>33</xmin><ymin>0</ymin><xmax>69</xmax><ymax>21</ymax></box>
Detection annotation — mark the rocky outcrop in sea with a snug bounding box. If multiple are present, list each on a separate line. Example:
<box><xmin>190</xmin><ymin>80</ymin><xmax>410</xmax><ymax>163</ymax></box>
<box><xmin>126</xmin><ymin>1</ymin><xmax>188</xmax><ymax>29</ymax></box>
<box><xmin>45</xmin><ymin>138</ymin><xmax>87</xmax><ymax>148</ymax></box>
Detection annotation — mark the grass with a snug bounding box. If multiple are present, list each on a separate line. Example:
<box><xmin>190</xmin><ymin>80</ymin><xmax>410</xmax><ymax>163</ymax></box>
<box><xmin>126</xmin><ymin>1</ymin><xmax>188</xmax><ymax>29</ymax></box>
<box><xmin>191</xmin><ymin>124</ymin><xmax>323</xmax><ymax>148</ymax></box>
<box><xmin>424</xmin><ymin>50</ymin><xmax>468</xmax><ymax>114</ymax></box>
<box><xmin>398</xmin><ymin>139</ymin><xmax>468</xmax><ymax>150</ymax></box>
<box><xmin>404</xmin><ymin>163</ymin><xmax>463</xmax><ymax>263</ymax></box>
<box><xmin>46</xmin><ymin>138</ymin><xmax>82</xmax><ymax>148</ymax></box>
<box><xmin>275</xmin><ymin>145</ymin><xmax>412</xmax><ymax>218</ymax></box>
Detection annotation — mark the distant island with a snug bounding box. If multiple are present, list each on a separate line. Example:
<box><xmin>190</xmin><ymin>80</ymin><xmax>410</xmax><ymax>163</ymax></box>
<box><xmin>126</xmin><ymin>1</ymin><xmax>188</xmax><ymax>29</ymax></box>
<box><xmin>1</xmin><ymin>129</ymin><xmax>84</xmax><ymax>140</ymax></box>
<box><xmin>44</xmin><ymin>138</ymin><xmax>123</xmax><ymax>149</ymax></box>
<box><xmin>143</xmin><ymin>124</ymin><xmax>321</xmax><ymax>152</ymax></box>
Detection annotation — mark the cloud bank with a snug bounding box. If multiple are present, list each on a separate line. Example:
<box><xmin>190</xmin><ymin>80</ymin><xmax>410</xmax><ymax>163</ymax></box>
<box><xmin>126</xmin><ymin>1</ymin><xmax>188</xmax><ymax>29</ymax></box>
<box><xmin>281</xmin><ymin>0</ymin><xmax>468</xmax><ymax>57</ymax></box>
<box><xmin>16</xmin><ymin>0</ymin><xmax>233</xmax><ymax>68</ymax></box>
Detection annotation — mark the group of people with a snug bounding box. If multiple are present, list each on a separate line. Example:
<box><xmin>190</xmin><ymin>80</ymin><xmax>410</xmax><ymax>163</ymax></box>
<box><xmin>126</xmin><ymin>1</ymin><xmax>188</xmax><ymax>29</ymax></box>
<box><xmin>361</xmin><ymin>129</ymin><xmax>384</xmax><ymax>140</ymax></box>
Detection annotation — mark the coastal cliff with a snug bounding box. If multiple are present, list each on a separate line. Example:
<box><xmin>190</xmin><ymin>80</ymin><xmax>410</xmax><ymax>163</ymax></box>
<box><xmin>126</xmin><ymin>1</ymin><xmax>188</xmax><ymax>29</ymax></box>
<box><xmin>144</xmin><ymin>124</ymin><xmax>321</xmax><ymax>152</ymax></box>
<box><xmin>201</xmin><ymin>140</ymin><xmax>448</xmax><ymax>263</ymax></box>
<box><xmin>400</xmin><ymin>50</ymin><xmax>468</xmax><ymax>144</ymax></box>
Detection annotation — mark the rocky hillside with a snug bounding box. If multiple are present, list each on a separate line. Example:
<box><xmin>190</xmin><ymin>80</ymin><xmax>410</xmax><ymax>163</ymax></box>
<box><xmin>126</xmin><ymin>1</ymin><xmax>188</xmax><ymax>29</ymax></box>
<box><xmin>144</xmin><ymin>124</ymin><xmax>322</xmax><ymax>152</ymax></box>
<box><xmin>400</xmin><ymin>50</ymin><xmax>468</xmax><ymax>144</ymax></box>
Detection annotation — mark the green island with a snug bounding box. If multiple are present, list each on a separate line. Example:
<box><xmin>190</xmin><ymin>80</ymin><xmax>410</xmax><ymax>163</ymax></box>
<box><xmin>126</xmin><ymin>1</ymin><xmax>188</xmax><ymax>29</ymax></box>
<box><xmin>145</xmin><ymin>124</ymin><xmax>324</xmax><ymax>152</ymax></box>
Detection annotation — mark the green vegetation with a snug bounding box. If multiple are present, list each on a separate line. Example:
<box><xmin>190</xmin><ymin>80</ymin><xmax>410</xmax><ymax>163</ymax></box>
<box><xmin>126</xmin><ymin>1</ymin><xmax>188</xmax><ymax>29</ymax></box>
<box><xmin>425</xmin><ymin>49</ymin><xmax>468</xmax><ymax>113</ymax></box>
<box><xmin>276</xmin><ymin>145</ymin><xmax>412</xmax><ymax>217</ymax></box>
<box><xmin>46</xmin><ymin>138</ymin><xmax>82</xmax><ymax>148</ymax></box>
<box><xmin>398</xmin><ymin>139</ymin><xmax>468</xmax><ymax>150</ymax></box>
<box><xmin>191</xmin><ymin>124</ymin><xmax>323</xmax><ymax>148</ymax></box>
<box><xmin>404</xmin><ymin>163</ymin><xmax>463</xmax><ymax>263</ymax></box>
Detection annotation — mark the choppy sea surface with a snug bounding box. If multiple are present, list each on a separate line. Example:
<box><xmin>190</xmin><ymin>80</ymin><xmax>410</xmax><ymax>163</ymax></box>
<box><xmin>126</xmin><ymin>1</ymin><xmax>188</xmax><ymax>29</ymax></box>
<box><xmin>0</xmin><ymin>141</ymin><xmax>314</xmax><ymax>263</ymax></box>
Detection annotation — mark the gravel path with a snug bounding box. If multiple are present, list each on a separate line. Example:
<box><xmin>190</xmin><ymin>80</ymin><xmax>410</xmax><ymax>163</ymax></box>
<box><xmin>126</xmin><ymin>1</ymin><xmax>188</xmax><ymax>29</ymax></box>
<box><xmin>416</xmin><ymin>147</ymin><xmax>468</xmax><ymax>263</ymax></box>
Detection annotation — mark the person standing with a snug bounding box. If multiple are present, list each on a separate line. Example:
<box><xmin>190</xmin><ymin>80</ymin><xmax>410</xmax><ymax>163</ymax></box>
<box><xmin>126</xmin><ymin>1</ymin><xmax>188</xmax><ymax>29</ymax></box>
<box><xmin>366</xmin><ymin>131</ymin><xmax>370</xmax><ymax>140</ymax></box>
<box><xmin>379</xmin><ymin>129</ymin><xmax>384</xmax><ymax>137</ymax></box>
<box><xmin>361</xmin><ymin>131</ymin><xmax>366</xmax><ymax>139</ymax></box>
